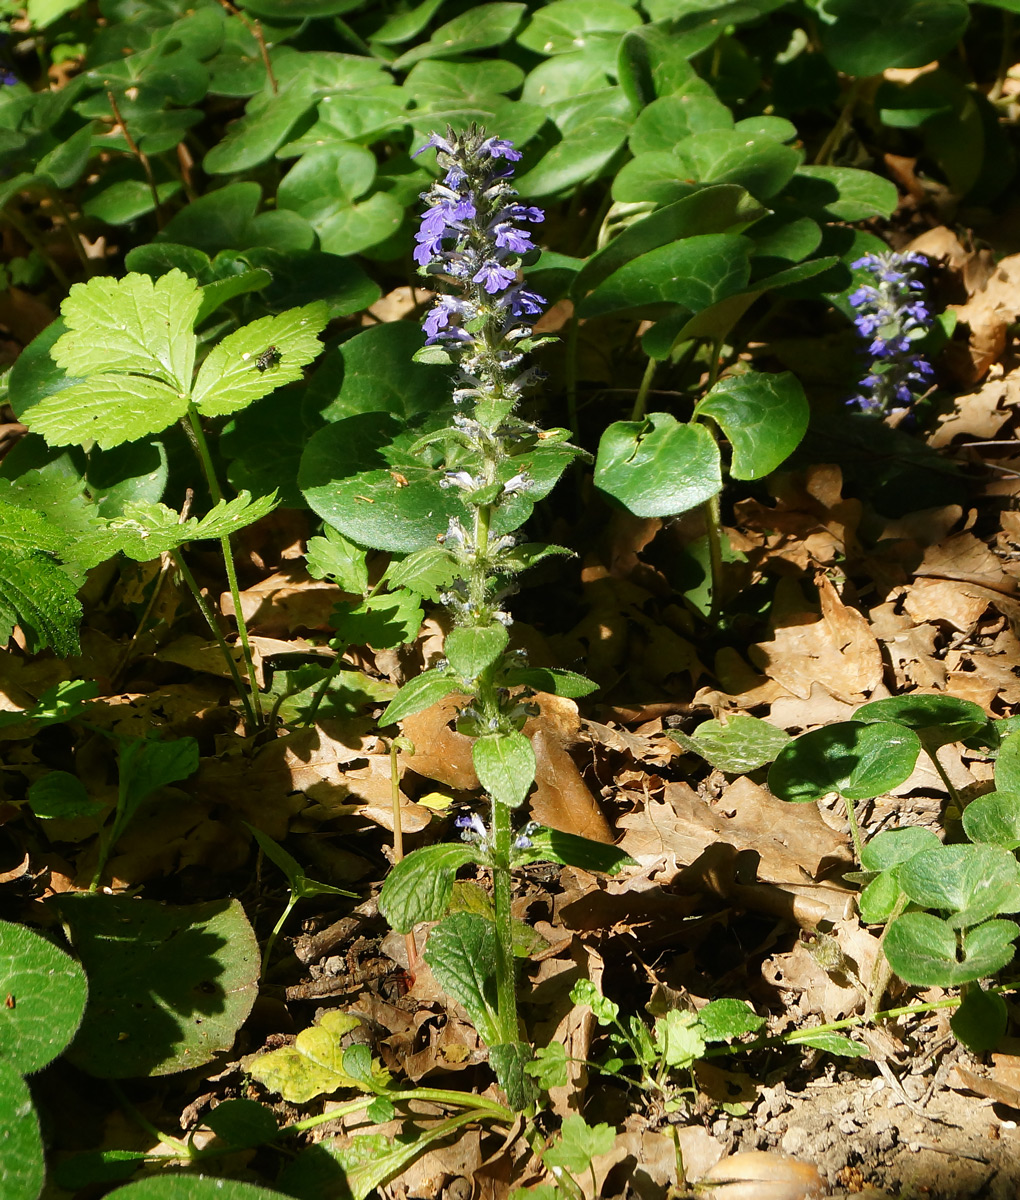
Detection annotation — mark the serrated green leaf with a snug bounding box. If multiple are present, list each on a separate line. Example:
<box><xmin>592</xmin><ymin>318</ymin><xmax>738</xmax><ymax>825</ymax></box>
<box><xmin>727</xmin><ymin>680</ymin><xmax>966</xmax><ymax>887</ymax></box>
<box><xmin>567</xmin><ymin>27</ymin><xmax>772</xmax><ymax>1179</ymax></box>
<box><xmin>24</xmin><ymin>374</ymin><xmax>190</xmax><ymax>451</ymax></box>
<box><xmin>384</xmin><ymin>546</ymin><xmax>459</xmax><ymax>600</ymax></box>
<box><xmin>654</xmin><ymin>1009</ymin><xmax>705</xmax><ymax>1068</ymax></box>
<box><xmin>570</xmin><ymin>978</ymin><xmax>620</xmax><ymax>1024</ymax></box>
<box><xmin>0</xmin><ymin>548</ymin><xmax>82</xmax><ymax>656</ymax></box>
<box><xmin>378</xmin><ymin>844</ymin><xmax>479</xmax><ymax>933</ymax></box>
<box><xmin>446</xmin><ymin>624</ymin><xmax>509</xmax><ymax>680</ymax></box>
<box><xmin>473</xmin><ymin>730</ymin><xmax>536</xmax><ymax>809</ymax></box>
<box><xmin>698</xmin><ymin>998</ymin><xmax>765</xmax><ymax>1042</ymax></box>
<box><xmin>306</xmin><ymin>525</ymin><xmax>369</xmax><ymax>593</ymax></box>
<box><xmin>50</xmin><ymin>270</ymin><xmax>200</xmax><ymax>389</ymax></box>
<box><xmin>524</xmin><ymin>1040</ymin><xmax>569</xmax><ymax>1089</ymax></box>
<box><xmin>544</xmin><ymin>1115</ymin><xmax>617</xmax><ymax>1174</ymax></box>
<box><xmin>191</xmin><ymin>302</ymin><xmax>328</xmax><ymax>418</ymax></box>
<box><xmin>422</xmin><ymin>912</ymin><xmax>501</xmax><ymax>1046</ymax></box>
<box><xmin>332</xmin><ymin>589</ymin><xmax>423</xmax><ymax>651</ymax></box>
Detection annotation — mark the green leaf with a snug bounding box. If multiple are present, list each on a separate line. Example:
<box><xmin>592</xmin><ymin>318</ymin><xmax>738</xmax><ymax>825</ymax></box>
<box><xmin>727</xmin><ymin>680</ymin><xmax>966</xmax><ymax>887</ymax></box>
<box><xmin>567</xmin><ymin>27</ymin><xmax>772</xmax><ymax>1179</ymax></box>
<box><xmin>249</xmin><ymin>1010</ymin><xmax>387</xmax><ymax>1103</ymax></box>
<box><xmin>378</xmin><ymin>844</ymin><xmax>479</xmax><ymax>934</ymax></box>
<box><xmin>23</xmin><ymin>374</ymin><xmax>190</xmax><ymax>452</ymax></box>
<box><xmin>628</xmin><ymin>87</ymin><xmax>732</xmax><ymax>154</ymax></box>
<box><xmin>422</xmin><ymin>912</ymin><xmax>501</xmax><ymax>1046</ymax></box>
<box><xmin>516</xmin><ymin>826</ymin><xmax>635</xmax><ymax>875</ymax></box>
<box><xmin>860</xmin><ymin>826</ymin><xmax>942</xmax><ymax>872</ymax></box>
<box><xmin>571</xmin><ymin>185</ymin><xmax>762</xmax><ymax>299</ymax></box>
<box><xmin>653</xmin><ymin>1009</ymin><xmax>706</xmax><ymax>1068</ymax></box>
<box><xmin>768</xmin><ymin>721</ymin><xmax>921</xmax><ymax>803</ymax></box>
<box><xmin>897</xmin><ymin>844</ymin><xmax>1020</xmax><ymax>929</ymax></box>
<box><xmin>578</xmin><ymin>234</ymin><xmax>752</xmax><ymax>321</ymax></box>
<box><xmin>489</xmin><ymin>1040</ymin><xmax>538</xmax><ymax>1109</ymax></box>
<box><xmin>514</xmin><ymin>99</ymin><xmax>631</xmax><ymax>197</ymax></box>
<box><xmin>951</xmin><ymin>983</ymin><xmax>1007</xmax><ymax>1053</ymax></box>
<box><xmin>859</xmin><ymin>871</ymin><xmax>906</xmax><ymax>924</ymax></box>
<box><xmin>570</xmin><ymin>978</ymin><xmax>620</xmax><ymax>1024</ymax></box>
<box><xmin>694</xmin><ymin>371</ymin><xmax>809</xmax><ymax>480</ymax></box>
<box><xmin>518</xmin><ymin>0</ymin><xmax>641</xmax><ymax>54</ymax></box>
<box><xmin>525</xmin><ymin>1040</ymin><xmax>569</xmax><ymax>1089</ymax></box>
<box><xmin>884</xmin><ymin>913</ymin><xmax>1018</xmax><ymax>987</ymax></box>
<box><xmin>204</xmin><ymin>1098</ymin><xmax>280</xmax><ymax>1149</ymax></box>
<box><xmin>384</xmin><ymin>546</ymin><xmax>459</xmax><ymax>601</ymax></box>
<box><xmin>0</xmin><ymin>1059</ymin><xmax>43</xmax><ymax>1200</ymax></box>
<box><xmin>204</xmin><ymin>88</ymin><xmax>319</xmax><ymax>176</ymax></box>
<box><xmin>0</xmin><ymin>680</ymin><xmax>97</xmax><ymax>734</ymax></box>
<box><xmin>445</xmin><ymin>624</ymin><xmax>509</xmax><ymax>679</ymax></box>
<box><xmin>785</xmin><ymin>1030</ymin><xmax>868</xmax><ymax>1058</ymax></box>
<box><xmin>372</xmin><ymin>0</ymin><xmax>448</xmax><ymax>43</ymax></box>
<box><xmin>50</xmin><ymin>270</ymin><xmax>200</xmax><ymax>389</ymax></box>
<box><xmin>854</xmin><ymin>694</ymin><xmax>987</xmax><ymax>752</ymax></box>
<box><xmin>995</xmin><ymin>730</ymin><xmax>1020</xmax><ymax>793</ymax></box>
<box><xmin>962</xmin><ymin>791</ymin><xmax>1020</xmax><ymax>850</ymax></box>
<box><xmin>58</xmin><ymin>894</ymin><xmax>259</xmax><ymax>1078</ymax></box>
<box><xmin>0</xmin><ymin>546</ymin><xmax>82</xmax><ymax>656</ymax></box>
<box><xmin>502</xmin><ymin>666</ymin><xmax>597</xmax><ymax>698</ymax></box>
<box><xmin>191</xmin><ymin>302</ymin><xmax>328</xmax><ymax>418</ymax></box>
<box><xmin>473</xmin><ymin>730</ymin><xmax>536</xmax><ymax>809</ymax></box>
<box><xmin>0</xmin><ymin>919</ymin><xmax>88</xmax><ymax>1073</ymax></box>
<box><xmin>393</xmin><ymin>3</ymin><xmax>527</xmax><ymax>69</ymax></box>
<box><xmin>698</xmin><ymin>998</ymin><xmax>765</xmax><ymax>1042</ymax></box>
<box><xmin>310</xmin><ymin>325</ymin><xmax>454</xmax><ymax>423</ymax></box>
<box><xmin>332</xmin><ymin>590</ymin><xmax>424</xmax><ymax>651</ymax></box>
<box><xmin>108</xmin><ymin>1175</ymin><xmax>323</xmax><ymax>1199</ymax></box>
<box><xmin>668</xmin><ymin>713</ymin><xmax>791</xmax><ymax>773</ymax></box>
<box><xmin>27</xmin><ymin>771</ymin><xmax>103</xmax><ymax>821</ymax></box>
<box><xmin>380</xmin><ymin>668</ymin><xmax>460</xmax><ymax>726</ymax></box>
<box><xmin>784</xmin><ymin>166</ymin><xmax>899</xmax><ymax>222</ymax></box>
<box><xmin>820</xmin><ymin>0</ymin><xmax>969</xmax><ymax>76</ymax></box>
<box><xmin>594</xmin><ymin>413</ymin><xmax>722</xmax><ymax>518</ymax></box>
<box><xmin>299</xmin><ymin>413</ymin><xmax>463</xmax><ymax>555</ymax></box>
<box><xmin>195</xmin><ymin>269</ymin><xmax>273</xmax><ymax>326</ymax></box>
<box><xmin>544</xmin><ymin>1115</ymin><xmax>617</xmax><ymax>1175</ymax></box>
<box><xmin>449</xmin><ymin>881</ymin><xmax>550</xmax><ymax>957</ymax></box>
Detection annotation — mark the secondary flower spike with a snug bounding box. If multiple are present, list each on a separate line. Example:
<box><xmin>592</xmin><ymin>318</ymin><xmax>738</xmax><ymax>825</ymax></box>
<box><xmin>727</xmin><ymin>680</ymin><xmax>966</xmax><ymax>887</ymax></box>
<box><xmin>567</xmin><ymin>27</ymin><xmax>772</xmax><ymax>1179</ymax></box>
<box><xmin>847</xmin><ymin>250</ymin><xmax>934</xmax><ymax>414</ymax></box>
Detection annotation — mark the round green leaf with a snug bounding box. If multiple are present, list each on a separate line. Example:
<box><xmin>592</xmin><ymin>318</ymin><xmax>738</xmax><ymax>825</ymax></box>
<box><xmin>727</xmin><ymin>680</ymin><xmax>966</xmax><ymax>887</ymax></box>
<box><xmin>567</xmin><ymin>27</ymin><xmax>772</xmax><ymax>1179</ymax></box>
<box><xmin>859</xmin><ymin>826</ymin><xmax>942</xmax><ymax>872</ymax></box>
<box><xmin>578</xmin><ymin>233</ymin><xmax>753</xmax><ymax>321</ymax></box>
<box><xmin>768</xmin><ymin>720</ymin><xmax>921</xmax><ymax>803</ymax></box>
<box><xmin>0</xmin><ymin>919</ymin><xmax>88</xmax><ymax>1073</ymax></box>
<box><xmin>694</xmin><ymin>370</ymin><xmax>808</xmax><ymax>480</ymax></box>
<box><xmin>517</xmin><ymin>0</ymin><xmax>641</xmax><ymax>55</ymax></box>
<box><xmin>109</xmin><ymin>1177</ymin><xmax>291</xmax><ymax>1200</ymax></box>
<box><xmin>0</xmin><ymin>1058</ymin><xmax>43</xmax><ymax>1200</ymax></box>
<box><xmin>853</xmin><ymin>694</ymin><xmax>987</xmax><ymax>750</ymax></box>
<box><xmin>951</xmin><ymin>984</ymin><xmax>1007</xmax><ymax>1053</ymax></box>
<box><xmin>299</xmin><ymin>413</ymin><xmax>463</xmax><ymax>554</ymax></box>
<box><xmin>962</xmin><ymin>791</ymin><xmax>1020</xmax><ymax>850</ymax></box>
<box><xmin>995</xmin><ymin>730</ymin><xmax>1020</xmax><ymax>793</ymax></box>
<box><xmin>203</xmin><ymin>1098</ymin><xmax>279</xmax><ymax>1149</ymax></box>
<box><xmin>392</xmin><ymin>3</ymin><xmax>527</xmax><ymax>70</ymax></box>
<box><xmin>897</xmin><ymin>844</ymin><xmax>1020</xmax><ymax>929</ymax></box>
<box><xmin>59</xmin><ymin>895</ymin><xmax>259</xmax><ymax>1078</ymax></box>
<box><xmin>884</xmin><ymin>913</ymin><xmax>1018</xmax><ymax>987</ymax></box>
<box><xmin>594</xmin><ymin>413</ymin><xmax>721</xmax><ymax>518</ymax></box>
<box><xmin>820</xmin><ymin>0</ymin><xmax>969</xmax><ymax>77</ymax></box>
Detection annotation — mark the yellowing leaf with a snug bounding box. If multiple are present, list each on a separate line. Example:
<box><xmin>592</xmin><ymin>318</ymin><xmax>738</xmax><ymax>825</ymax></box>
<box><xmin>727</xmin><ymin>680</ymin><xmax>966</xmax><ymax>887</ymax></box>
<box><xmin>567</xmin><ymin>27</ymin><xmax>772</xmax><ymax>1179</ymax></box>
<box><xmin>249</xmin><ymin>1011</ymin><xmax>390</xmax><ymax>1103</ymax></box>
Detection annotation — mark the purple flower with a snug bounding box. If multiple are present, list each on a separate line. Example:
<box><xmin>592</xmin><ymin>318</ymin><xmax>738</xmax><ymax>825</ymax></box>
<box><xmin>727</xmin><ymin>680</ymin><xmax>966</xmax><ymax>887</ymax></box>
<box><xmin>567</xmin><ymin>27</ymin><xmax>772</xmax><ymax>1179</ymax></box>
<box><xmin>846</xmin><ymin>250</ymin><xmax>934</xmax><ymax>415</ymax></box>
<box><xmin>481</xmin><ymin>136</ymin><xmax>522</xmax><ymax>161</ymax></box>
<box><xmin>472</xmin><ymin>260</ymin><xmax>517</xmax><ymax>294</ymax></box>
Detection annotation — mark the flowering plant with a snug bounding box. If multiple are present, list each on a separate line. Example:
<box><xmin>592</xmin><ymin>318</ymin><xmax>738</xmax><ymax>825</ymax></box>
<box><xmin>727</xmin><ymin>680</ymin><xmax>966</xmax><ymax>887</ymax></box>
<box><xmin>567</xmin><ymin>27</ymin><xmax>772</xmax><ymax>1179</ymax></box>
<box><xmin>375</xmin><ymin>126</ymin><xmax>631</xmax><ymax>1112</ymax></box>
<box><xmin>848</xmin><ymin>250</ymin><xmax>934</xmax><ymax>414</ymax></box>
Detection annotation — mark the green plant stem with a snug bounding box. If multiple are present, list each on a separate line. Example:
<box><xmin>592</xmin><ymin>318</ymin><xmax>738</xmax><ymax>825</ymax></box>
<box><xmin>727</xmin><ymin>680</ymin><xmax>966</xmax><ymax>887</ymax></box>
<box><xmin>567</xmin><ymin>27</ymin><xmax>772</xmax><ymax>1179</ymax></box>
<box><xmin>1</xmin><ymin>206</ymin><xmax>71</xmax><ymax>289</ymax></box>
<box><xmin>170</xmin><ymin>548</ymin><xmax>256</xmax><ymax>728</ymax></box>
<box><xmin>260</xmin><ymin>894</ymin><xmax>296</xmax><ymax>983</ymax></box>
<box><xmin>391</xmin><ymin>740</ymin><xmax>419</xmax><ymax>976</ymax></box>
<box><xmin>866</xmin><ymin>892</ymin><xmax>908</xmax><ymax>1020</ymax></box>
<box><xmin>45</xmin><ymin>188</ymin><xmax>92</xmax><ymax>277</ymax></box>
<box><xmin>629</xmin><ymin>356</ymin><xmax>658</xmax><ymax>422</ymax></box>
<box><xmin>109</xmin><ymin>1082</ymin><xmax>194</xmax><ymax>1157</ymax></box>
<box><xmin>491</xmin><ymin>791</ymin><xmax>519</xmax><ymax>1049</ymax></box>
<box><xmin>813</xmin><ymin>77</ymin><xmax>866</xmax><ymax>166</ymax></box>
<box><xmin>184</xmin><ymin>406</ymin><xmax>265</xmax><ymax>727</ymax></box>
<box><xmin>698</xmin><ymin>337</ymin><xmax>725</xmax><ymax>623</ymax></box>
<box><xmin>565</xmin><ymin>309</ymin><xmax>579</xmax><ymax>435</ymax></box>
<box><xmin>842</xmin><ymin>793</ymin><xmax>866</xmax><ymax>866</ymax></box>
<box><xmin>990</xmin><ymin>12</ymin><xmax>1015</xmax><ymax>102</ymax></box>
<box><xmin>924</xmin><ymin>744</ymin><xmax>964</xmax><ymax>814</ymax></box>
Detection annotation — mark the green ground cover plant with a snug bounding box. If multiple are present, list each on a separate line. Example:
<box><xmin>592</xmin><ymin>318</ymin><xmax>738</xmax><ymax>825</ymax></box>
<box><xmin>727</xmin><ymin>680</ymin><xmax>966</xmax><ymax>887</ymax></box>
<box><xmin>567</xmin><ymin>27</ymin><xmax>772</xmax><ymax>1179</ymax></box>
<box><xmin>6</xmin><ymin>1</ymin><xmax>1020</xmax><ymax>1198</ymax></box>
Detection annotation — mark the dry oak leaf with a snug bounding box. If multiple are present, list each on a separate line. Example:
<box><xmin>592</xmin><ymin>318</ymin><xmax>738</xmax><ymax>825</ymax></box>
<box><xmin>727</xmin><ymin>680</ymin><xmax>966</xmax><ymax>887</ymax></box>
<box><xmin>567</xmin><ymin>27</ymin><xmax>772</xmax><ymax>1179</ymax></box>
<box><xmin>928</xmin><ymin>367</ymin><xmax>1020</xmax><ymax>449</ymax></box>
<box><xmin>749</xmin><ymin>576</ymin><xmax>882</xmax><ymax>703</ymax></box>
<box><xmin>867</xmin><ymin>600</ymin><xmax>946</xmax><ymax>691</ymax></box>
<box><xmin>942</xmin><ymin>250</ymin><xmax>1020</xmax><ymax>384</ymax></box>
<box><xmin>220</xmin><ymin>566</ymin><xmax>344</xmax><ymax>636</ymax></box>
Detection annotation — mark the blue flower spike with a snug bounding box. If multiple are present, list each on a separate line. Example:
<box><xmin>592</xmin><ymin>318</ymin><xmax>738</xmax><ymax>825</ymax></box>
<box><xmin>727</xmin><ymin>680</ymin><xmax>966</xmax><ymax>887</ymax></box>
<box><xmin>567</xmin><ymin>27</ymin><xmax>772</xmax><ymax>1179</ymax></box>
<box><xmin>847</xmin><ymin>250</ymin><xmax>935</xmax><ymax>415</ymax></box>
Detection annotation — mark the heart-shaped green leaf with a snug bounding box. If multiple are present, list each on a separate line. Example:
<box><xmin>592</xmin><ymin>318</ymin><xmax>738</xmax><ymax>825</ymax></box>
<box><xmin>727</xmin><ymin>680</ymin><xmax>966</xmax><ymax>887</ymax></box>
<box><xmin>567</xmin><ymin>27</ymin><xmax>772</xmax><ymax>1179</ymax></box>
<box><xmin>694</xmin><ymin>370</ymin><xmax>808</xmax><ymax>480</ymax></box>
<box><xmin>768</xmin><ymin>720</ymin><xmax>921</xmax><ymax>803</ymax></box>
